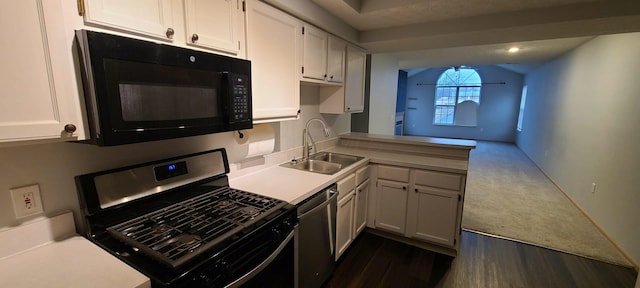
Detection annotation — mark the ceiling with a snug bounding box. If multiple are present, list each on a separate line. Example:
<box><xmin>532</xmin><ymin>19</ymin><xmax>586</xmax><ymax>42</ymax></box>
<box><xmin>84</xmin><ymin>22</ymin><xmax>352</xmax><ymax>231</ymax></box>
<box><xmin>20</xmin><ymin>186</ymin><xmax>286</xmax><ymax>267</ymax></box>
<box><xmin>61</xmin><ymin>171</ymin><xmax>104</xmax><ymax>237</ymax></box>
<box><xmin>310</xmin><ymin>0</ymin><xmax>640</xmax><ymax>73</ymax></box>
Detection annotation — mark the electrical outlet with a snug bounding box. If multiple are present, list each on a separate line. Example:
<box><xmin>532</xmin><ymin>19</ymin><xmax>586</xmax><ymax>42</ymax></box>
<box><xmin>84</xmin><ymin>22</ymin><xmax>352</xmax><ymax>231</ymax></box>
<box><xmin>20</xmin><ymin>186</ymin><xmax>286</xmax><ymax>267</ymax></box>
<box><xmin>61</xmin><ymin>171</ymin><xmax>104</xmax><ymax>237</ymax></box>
<box><xmin>10</xmin><ymin>184</ymin><xmax>44</xmax><ymax>218</ymax></box>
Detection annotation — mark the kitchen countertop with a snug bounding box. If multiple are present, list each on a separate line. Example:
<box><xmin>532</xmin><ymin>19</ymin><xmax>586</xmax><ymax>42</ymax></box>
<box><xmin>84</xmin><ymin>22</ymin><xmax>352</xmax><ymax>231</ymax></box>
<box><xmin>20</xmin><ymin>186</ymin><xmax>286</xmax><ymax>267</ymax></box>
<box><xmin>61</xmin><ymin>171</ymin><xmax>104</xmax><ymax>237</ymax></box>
<box><xmin>340</xmin><ymin>132</ymin><xmax>477</xmax><ymax>150</ymax></box>
<box><xmin>230</xmin><ymin>134</ymin><xmax>474</xmax><ymax>205</ymax></box>
<box><xmin>230</xmin><ymin>157</ymin><xmax>369</xmax><ymax>205</ymax></box>
<box><xmin>0</xmin><ymin>212</ymin><xmax>150</xmax><ymax>288</ymax></box>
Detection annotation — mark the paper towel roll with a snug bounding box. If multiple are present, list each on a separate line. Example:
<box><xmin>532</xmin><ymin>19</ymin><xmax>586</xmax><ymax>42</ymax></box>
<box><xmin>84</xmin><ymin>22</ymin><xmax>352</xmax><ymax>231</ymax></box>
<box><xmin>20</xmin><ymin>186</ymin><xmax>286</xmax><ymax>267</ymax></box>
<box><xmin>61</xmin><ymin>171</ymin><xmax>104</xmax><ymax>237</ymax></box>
<box><xmin>234</xmin><ymin>124</ymin><xmax>275</xmax><ymax>159</ymax></box>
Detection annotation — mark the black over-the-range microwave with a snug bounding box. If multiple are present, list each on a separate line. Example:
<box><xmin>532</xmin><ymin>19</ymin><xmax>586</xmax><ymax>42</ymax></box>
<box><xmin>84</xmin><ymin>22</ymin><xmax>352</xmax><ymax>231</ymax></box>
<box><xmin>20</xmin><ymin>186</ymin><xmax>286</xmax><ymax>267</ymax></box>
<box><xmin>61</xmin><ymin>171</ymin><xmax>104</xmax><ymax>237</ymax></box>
<box><xmin>75</xmin><ymin>29</ymin><xmax>252</xmax><ymax>146</ymax></box>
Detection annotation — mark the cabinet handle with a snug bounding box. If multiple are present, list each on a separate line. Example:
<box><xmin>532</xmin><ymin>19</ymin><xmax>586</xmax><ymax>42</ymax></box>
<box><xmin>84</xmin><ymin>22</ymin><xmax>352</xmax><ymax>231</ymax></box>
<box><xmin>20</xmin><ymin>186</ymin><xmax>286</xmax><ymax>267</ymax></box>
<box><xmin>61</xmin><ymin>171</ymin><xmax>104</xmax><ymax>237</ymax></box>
<box><xmin>330</xmin><ymin>75</ymin><xmax>334</xmax><ymax>80</ymax></box>
<box><xmin>191</xmin><ymin>34</ymin><xmax>199</xmax><ymax>42</ymax></box>
<box><xmin>166</xmin><ymin>28</ymin><xmax>175</xmax><ymax>39</ymax></box>
<box><xmin>64</xmin><ymin>124</ymin><xmax>76</xmax><ymax>133</ymax></box>
<box><xmin>346</xmin><ymin>107</ymin><xmax>351</xmax><ymax>110</ymax></box>
<box><xmin>402</xmin><ymin>186</ymin><xmax>406</xmax><ymax>190</ymax></box>
<box><xmin>414</xmin><ymin>188</ymin><xmax>418</xmax><ymax>192</ymax></box>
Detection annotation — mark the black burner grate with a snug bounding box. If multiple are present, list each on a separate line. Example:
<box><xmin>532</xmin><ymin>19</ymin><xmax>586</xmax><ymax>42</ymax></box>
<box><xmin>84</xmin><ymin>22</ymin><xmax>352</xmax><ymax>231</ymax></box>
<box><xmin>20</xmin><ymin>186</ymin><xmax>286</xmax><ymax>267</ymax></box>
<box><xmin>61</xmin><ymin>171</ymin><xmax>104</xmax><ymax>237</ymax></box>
<box><xmin>107</xmin><ymin>187</ymin><xmax>285</xmax><ymax>268</ymax></box>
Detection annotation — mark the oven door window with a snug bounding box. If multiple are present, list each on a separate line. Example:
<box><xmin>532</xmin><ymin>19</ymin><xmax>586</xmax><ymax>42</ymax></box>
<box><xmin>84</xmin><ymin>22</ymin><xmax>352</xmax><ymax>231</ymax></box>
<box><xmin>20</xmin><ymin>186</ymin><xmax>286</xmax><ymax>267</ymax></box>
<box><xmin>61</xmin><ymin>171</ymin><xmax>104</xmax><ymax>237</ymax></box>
<box><xmin>103</xmin><ymin>59</ymin><xmax>222</xmax><ymax>131</ymax></box>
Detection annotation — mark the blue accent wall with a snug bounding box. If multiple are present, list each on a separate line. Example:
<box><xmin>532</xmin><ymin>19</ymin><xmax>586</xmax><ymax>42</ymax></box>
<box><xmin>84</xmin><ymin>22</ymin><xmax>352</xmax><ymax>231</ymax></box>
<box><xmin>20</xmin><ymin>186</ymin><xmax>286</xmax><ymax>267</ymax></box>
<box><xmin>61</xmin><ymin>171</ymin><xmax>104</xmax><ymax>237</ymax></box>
<box><xmin>396</xmin><ymin>70</ymin><xmax>407</xmax><ymax>112</ymax></box>
<box><xmin>404</xmin><ymin>65</ymin><xmax>523</xmax><ymax>142</ymax></box>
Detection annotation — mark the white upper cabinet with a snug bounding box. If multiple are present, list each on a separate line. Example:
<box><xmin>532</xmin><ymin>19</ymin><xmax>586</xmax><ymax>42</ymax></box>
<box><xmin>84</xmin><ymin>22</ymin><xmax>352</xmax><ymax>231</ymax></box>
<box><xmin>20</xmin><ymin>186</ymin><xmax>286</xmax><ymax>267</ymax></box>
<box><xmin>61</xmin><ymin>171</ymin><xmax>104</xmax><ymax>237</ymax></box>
<box><xmin>82</xmin><ymin>0</ymin><xmax>245</xmax><ymax>57</ymax></box>
<box><xmin>319</xmin><ymin>44</ymin><xmax>366</xmax><ymax>114</ymax></box>
<box><xmin>246</xmin><ymin>0</ymin><xmax>301</xmax><ymax>122</ymax></box>
<box><xmin>344</xmin><ymin>45</ymin><xmax>366</xmax><ymax>112</ymax></box>
<box><xmin>184</xmin><ymin>0</ymin><xmax>241</xmax><ymax>54</ymax></box>
<box><xmin>83</xmin><ymin>0</ymin><xmax>175</xmax><ymax>41</ymax></box>
<box><xmin>327</xmin><ymin>36</ymin><xmax>346</xmax><ymax>83</ymax></box>
<box><xmin>0</xmin><ymin>0</ymin><xmax>85</xmax><ymax>145</ymax></box>
<box><xmin>302</xmin><ymin>24</ymin><xmax>345</xmax><ymax>84</ymax></box>
<box><xmin>301</xmin><ymin>24</ymin><xmax>327</xmax><ymax>81</ymax></box>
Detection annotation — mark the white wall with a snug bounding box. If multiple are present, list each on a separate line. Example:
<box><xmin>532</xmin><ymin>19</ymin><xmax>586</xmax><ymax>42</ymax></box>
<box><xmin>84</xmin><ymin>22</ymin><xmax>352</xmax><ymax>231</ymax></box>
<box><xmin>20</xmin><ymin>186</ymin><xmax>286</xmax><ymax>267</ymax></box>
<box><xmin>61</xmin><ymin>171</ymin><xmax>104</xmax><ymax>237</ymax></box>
<box><xmin>277</xmin><ymin>85</ymin><xmax>351</xmax><ymax>151</ymax></box>
<box><xmin>404</xmin><ymin>65</ymin><xmax>523</xmax><ymax>141</ymax></box>
<box><xmin>368</xmin><ymin>54</ymin><xmax>399</xmax><ymax>135</ymax></box>
<box><xmin>0</xmin><ymin>87</ymin><xmax>349</xmax><ymax>233</ymax></box>
<box><xmin>516</xmin><ymin>32</ymin><xmax>640</xmax><ymax>266</ymax></box>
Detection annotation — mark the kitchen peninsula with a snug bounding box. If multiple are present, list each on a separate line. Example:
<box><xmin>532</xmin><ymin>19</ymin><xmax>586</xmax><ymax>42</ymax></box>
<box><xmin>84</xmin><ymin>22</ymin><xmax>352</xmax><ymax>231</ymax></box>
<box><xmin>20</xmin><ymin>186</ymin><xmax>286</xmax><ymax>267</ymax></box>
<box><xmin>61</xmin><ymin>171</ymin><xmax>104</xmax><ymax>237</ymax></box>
<box><xmin>230</xmin><ymin>133</ymin><xmax>476</xmax><ymax>257</ymax></box>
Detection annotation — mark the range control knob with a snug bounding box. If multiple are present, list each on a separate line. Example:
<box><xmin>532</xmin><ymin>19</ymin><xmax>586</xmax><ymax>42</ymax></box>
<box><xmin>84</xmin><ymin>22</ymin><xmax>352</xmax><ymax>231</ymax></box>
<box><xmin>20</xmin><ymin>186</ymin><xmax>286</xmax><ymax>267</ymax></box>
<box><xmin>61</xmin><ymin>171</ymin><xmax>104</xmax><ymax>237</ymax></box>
<box><xmin>272</xmin><ymin>227</ymin><xmax>281</xmax><ymax>238</ymax></box>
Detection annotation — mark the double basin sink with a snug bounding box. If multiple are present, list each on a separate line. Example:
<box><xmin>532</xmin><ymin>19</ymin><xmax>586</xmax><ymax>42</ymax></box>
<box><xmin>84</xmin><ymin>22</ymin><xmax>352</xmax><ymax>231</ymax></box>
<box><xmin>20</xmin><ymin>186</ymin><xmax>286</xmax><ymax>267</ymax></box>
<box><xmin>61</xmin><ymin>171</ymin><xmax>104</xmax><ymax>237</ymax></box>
<box><xmin>281</xmin><ymin>152</ymin><xmax>363</xmax><ymax>175</ymax></box>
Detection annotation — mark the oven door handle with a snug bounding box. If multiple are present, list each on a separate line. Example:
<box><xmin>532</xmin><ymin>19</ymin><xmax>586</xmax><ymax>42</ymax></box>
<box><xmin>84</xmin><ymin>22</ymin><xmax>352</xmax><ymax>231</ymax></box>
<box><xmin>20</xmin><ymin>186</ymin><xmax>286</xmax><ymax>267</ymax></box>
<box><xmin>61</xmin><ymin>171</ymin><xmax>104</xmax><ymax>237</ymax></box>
<box><xmin>224</xmin><ymin>229</ymin><xmax>295</xmax><ymax>288</ymax></box>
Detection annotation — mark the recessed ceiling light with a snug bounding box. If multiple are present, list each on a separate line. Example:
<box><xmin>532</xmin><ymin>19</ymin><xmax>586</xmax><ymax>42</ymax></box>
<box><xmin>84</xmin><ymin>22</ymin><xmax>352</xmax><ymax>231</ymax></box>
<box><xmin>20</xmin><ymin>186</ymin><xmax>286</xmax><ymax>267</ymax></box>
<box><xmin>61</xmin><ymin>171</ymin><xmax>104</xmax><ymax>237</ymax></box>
<box><xmin>508</xmin><ymin>47</ymin><xmax>520</xmax><ymax>53</ymax></box>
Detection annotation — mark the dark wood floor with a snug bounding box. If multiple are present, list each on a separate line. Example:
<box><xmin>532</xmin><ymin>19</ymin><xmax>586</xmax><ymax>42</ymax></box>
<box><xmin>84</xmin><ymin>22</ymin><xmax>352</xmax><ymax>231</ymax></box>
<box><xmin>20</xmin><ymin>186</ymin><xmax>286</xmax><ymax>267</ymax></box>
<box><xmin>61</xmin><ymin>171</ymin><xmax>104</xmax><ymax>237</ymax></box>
<box><xmin>323</xmin><ymin>230</ymin><xmax>637</xmax><ymax>288</ymax></box>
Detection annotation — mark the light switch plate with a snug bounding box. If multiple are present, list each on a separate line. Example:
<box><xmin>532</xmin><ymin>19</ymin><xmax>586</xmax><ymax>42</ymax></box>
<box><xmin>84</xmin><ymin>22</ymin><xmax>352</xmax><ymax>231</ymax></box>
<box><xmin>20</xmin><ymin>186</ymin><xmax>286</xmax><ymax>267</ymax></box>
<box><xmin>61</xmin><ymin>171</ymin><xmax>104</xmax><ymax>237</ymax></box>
<box><xmin>10</xmin><ymin>184</ymin><xmax>44</xmax><ymax>218</ymax></box>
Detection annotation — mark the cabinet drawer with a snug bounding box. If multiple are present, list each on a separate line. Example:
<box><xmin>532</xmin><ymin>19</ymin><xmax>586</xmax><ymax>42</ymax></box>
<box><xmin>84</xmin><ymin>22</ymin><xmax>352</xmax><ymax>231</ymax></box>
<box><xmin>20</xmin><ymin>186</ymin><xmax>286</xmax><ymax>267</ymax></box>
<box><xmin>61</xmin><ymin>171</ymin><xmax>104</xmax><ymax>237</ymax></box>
<box><xmin>337</xmin><ymin>173</ymin><xmax>356</xmax><ymax>200</ymax></box>
<box><xmin>413</xmin><ymin>170</ymin><xmax>463</xmax><ymax>191</ymax></box>
<box><xmin>355</xmin><ymin>165</ymin><xmax>369</xmax><ymax>185</ymax></box>
<box><xmin>377</xmin><ymin>165</ymin><xmax>409</xmax><ymax>182</ymax></box>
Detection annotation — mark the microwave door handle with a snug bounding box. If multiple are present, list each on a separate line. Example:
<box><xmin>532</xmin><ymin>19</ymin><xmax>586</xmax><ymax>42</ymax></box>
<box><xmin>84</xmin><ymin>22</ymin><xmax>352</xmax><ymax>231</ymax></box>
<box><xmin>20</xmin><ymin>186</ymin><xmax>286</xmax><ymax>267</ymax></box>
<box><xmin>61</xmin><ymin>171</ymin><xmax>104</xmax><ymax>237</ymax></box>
<box><xmin>224</xmin><ymin>229</ymin><xmax>295</xmax><ymax>288</ymax></box>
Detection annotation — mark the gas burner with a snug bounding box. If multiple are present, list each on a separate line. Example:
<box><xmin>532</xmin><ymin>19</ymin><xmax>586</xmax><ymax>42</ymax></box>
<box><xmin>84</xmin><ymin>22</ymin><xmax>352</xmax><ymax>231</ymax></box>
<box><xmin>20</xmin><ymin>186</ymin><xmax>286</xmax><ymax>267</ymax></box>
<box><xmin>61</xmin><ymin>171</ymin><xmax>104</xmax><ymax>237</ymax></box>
<box><xmin>215</xmin><ymin>200</ymin><xmax>237</xmax><ymax>212</ymax></box>
<box><xmin>152</xmin><ymin>234</ymin><xmax>202</xmax><ymax>253</ymax></box>
<box><xmin>151</xmin><ymin>224</ymin><xmax>173</xmax><ymax>236</ymax></box>
<box><xmin>105</xmin><ymin>187</ymin><xmax>288</xmax><ymax>268</ymax></box>
<box><xmin>239</xmin><ymin>207</ymin><xmax>260</xmax><ymax>218</ymax></box>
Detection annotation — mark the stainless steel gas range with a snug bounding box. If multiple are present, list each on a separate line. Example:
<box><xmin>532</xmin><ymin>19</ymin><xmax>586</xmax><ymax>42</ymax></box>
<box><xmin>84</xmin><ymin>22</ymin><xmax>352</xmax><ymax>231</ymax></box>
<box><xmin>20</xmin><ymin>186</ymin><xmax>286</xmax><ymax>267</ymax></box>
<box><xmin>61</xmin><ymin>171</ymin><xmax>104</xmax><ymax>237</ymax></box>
<box><xmin>75</xmin><ymin>149</ymin><xmax>297</xmax><ymax>288</ymax></box>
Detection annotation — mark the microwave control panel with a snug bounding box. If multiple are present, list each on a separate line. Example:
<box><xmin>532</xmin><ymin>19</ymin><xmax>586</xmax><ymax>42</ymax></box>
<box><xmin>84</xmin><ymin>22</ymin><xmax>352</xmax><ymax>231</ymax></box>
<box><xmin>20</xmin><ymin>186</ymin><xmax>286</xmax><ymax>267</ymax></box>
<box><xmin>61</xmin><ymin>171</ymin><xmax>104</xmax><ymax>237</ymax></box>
<box><xmin>230</xmin><ymin>74</ymin><xmax>250</xmax><ymax>123</ymax></box>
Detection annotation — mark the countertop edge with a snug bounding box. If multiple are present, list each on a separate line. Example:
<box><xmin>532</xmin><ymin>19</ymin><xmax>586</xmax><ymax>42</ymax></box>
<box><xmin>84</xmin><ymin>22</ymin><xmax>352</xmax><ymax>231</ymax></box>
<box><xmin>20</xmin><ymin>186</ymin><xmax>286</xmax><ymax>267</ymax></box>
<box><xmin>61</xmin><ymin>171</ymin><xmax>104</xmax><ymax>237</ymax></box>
<box><xmin>340</xmin><ymin>132</ymin><xmax>477</xmax><ymax>149</ymax></box>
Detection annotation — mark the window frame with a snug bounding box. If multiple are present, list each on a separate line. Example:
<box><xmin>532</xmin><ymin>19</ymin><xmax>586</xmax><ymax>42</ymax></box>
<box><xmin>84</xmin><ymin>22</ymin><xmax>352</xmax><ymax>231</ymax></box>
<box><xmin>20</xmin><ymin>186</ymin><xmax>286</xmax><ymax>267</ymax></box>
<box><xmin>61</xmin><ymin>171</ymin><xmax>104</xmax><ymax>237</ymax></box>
<box><xmin>433</xmin><ymin>68</ymin><xmax>482</xmax><ymax>126</ymax></box>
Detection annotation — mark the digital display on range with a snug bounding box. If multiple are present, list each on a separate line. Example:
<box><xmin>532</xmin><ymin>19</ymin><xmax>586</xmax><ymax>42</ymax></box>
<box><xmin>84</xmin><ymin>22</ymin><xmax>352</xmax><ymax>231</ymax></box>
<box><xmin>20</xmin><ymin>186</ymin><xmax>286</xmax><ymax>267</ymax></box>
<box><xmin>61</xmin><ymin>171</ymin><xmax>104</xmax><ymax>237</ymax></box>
<box><xmin>154</xmin><ymin>161</ymin><xmax>188</xmax><ymax>181</ymax></box>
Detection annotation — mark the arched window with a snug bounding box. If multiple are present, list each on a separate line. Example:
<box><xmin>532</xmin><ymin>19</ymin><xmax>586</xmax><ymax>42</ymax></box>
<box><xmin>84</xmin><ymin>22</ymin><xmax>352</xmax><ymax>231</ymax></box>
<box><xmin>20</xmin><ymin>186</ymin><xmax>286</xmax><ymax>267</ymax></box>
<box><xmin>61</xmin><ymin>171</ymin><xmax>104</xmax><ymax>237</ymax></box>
<box><xmin>434</xmin><ymin>67</ymin><xmax>481</xmax><ymax>125</ymax></box>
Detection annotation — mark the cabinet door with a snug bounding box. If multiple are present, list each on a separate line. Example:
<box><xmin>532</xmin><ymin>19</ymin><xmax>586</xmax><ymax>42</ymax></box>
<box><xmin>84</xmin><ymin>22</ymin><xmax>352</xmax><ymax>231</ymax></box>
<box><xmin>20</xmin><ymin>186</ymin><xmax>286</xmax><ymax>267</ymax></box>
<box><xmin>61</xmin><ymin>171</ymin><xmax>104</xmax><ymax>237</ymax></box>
<box><xmin>345</xmin><ymin>45</ymin><xmax>366</xmax><ymax>112</ymax></box>
<box><xmin>83</xmin><ymin>0</ymin><xmax>174</xmax><ymax>41</ymax></box>
<box><xmin>326</xmin><ymin>36</ymin><xmax>345</xmax><ymax>83</ymax></box>
<box><xmin>354</xmin><ymin>179</ymin><xmax>370</xmax><ymax>236</ymax></box>
<box><xmin>246</xmin><ymin>0</ymin><xmax>300</xmax><ymax>121</ymax></box>
<box><xmin>335</xmin><ymin>191</ymin><xmax>355</xmax><ymax>261</ymax></box>
<box><xmin>407</xmin><ymin>185</ymin><xmax>459</xmax><ymax>246</ymax></box>
<box><xmin>0</xmin><ymin>0</ymin><xmax>84</xmax><ymax>144</ymax></box>
<box><xmin>302</xmin><ymin>24</ymin><xmax>327</xmax><ymax>81</ymax></box>
<box><xmin>375</xmin><ymin>179</ymin><xmax>408</xmax><ymax>234</ymax></box>
<box><xmin>184</xmin><ymin>0</ymin><xmax>241</xmax><ymax>55</ymax></box>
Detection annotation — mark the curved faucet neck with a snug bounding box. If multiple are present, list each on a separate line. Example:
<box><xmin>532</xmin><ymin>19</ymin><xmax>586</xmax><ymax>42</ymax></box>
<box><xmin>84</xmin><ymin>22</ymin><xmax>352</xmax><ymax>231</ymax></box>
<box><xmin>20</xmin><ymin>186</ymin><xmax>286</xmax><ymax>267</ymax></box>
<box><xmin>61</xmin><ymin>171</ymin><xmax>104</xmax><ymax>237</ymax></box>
<box><xmin>303</xmin><ymin>118</ymin><xmax>330</xmax><ymax>161</ymax></box>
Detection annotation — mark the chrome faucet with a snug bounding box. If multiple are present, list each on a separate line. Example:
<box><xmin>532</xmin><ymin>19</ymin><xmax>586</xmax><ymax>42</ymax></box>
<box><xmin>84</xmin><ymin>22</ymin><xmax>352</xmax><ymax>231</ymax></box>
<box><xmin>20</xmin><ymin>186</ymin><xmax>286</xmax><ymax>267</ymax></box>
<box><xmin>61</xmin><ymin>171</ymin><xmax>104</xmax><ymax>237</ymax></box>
<box><xmin>302</xmin><ymin>118</ymin><xmax>330</xmax><ymax>162</ymax></box>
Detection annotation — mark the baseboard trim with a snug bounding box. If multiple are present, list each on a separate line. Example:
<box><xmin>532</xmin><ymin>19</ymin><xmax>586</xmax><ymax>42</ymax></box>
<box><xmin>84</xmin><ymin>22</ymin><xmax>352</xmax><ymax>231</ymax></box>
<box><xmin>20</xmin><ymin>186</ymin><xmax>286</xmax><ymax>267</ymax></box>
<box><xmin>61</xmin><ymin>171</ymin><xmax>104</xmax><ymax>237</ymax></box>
<box><xmin>514</xmin><ymin>145</ymin><xmax>638</xmax><ymax>271</ymax></box>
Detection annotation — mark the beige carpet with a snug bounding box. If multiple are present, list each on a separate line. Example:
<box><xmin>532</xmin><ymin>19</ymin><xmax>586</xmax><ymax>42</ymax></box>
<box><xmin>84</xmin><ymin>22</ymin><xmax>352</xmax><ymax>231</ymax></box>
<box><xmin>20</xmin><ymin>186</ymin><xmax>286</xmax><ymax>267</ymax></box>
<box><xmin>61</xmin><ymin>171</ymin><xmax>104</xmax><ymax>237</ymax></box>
<box><xmin>462</xmin><ymin>141</ymin><xmax>631</xmax><ymax>267</ymax></box>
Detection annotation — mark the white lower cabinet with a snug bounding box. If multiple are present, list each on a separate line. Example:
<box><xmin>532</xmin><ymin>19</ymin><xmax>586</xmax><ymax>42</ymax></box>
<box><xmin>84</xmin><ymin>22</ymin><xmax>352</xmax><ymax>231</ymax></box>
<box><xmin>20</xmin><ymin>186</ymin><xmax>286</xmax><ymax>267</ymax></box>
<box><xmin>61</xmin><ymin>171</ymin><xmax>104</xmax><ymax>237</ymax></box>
<box><xmin>353</xmin><ymin>179</ymin><xmax>370</xmax><ymax>236</ymax></box>
<box><xmin>373</xmin><ymin>164</ymin><xmax>464</xmax><ymax>250</ymax></box>
<box><xmin>335</xmin><ymin>190</ymin><xmax>354</xmax><ymax>261</ymax></box>
<box><xmin>335</xmin><ymin>165</ymin><xmax>369</xmax><ymax>261</ymax></box>
<box><xmin>406</xmin><ymin>185</ymin><xmax>459</xmax><ymax>246</ymax></box>
<box><xmin>374</xmin><ymin>179</ymin><xmax>408</xmax><ymax>234</ymax></box>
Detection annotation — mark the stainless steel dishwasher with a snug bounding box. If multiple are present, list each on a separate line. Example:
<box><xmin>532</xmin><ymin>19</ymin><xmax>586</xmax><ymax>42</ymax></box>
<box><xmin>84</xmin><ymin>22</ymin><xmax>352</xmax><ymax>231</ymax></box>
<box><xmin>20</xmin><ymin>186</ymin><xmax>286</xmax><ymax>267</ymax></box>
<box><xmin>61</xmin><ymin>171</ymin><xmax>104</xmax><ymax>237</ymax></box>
<box><xmin>295</xmin><ymin>184</ymin><xmax>338</xmax><ymax>288</ymax></box>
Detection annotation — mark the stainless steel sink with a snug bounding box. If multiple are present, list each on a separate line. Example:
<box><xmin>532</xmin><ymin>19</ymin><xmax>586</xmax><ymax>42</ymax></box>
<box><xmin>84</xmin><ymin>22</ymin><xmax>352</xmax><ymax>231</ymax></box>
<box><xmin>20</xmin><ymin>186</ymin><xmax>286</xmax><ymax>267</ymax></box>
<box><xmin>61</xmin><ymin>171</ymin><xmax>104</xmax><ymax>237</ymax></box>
<box><xmin>309</xmin><ymin>152</ymin><xmax>362</xmax><ymax>167</ymax></box>
<box><xmin>281</xmin><ymin>152</ymin><xmax>363</xmax><ymax>175</ymax></box>
<box><xmin>282</xmin><ymin>159</ymin><xmax>342</xmax><ymax>174</ymax></box>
